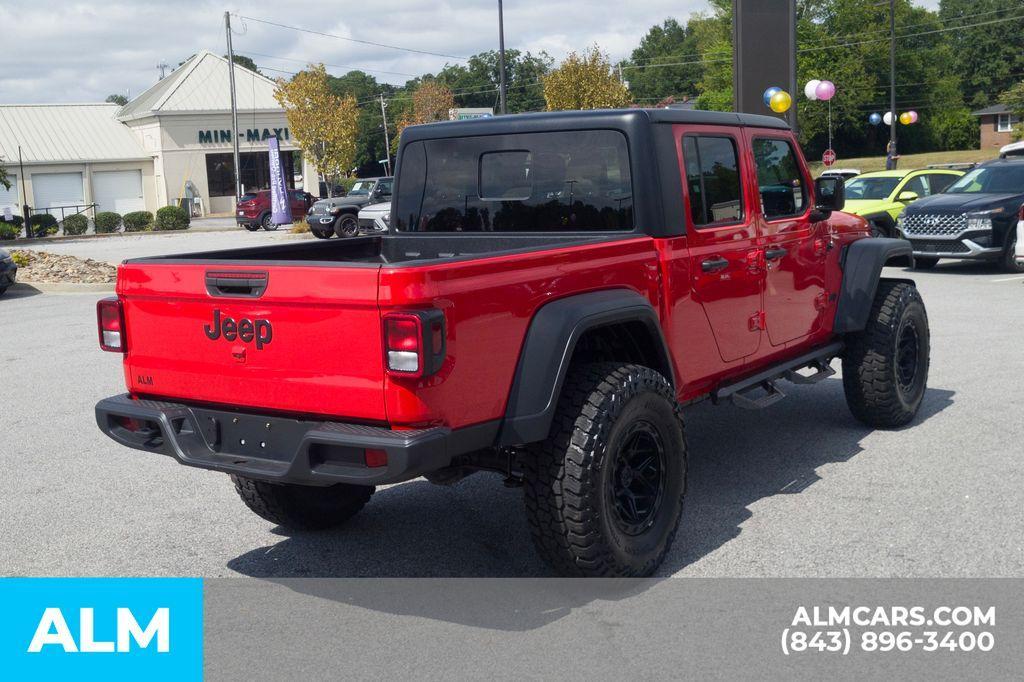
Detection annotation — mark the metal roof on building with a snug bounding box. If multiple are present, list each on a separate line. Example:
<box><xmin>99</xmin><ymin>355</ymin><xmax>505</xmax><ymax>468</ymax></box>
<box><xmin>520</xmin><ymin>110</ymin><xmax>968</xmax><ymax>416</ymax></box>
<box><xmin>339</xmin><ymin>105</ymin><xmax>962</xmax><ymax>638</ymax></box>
<box><xmin>0</xmin><ymin>103</ymin><xmax>149</xmax><ymax>164</ymax></box>
<box><xmin>117</xmin><ymin>50</ymin><xmax>283</xmax><ymax>121</ymax></box>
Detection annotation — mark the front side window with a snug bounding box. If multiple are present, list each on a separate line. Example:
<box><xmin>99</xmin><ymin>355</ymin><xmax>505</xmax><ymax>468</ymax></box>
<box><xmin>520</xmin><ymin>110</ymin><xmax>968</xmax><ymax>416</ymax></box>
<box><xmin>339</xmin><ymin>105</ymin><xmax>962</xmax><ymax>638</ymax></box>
<box><xmin>394</xmin><ymin>130</ymin><xmax>633</xmax><ymax>232</ymax></box>
<box><xmin>927</xmin><ymin>173</ymin><xmax>959</xmax><ymax>194</ymax></box>
<box><xmin>752</xmin><ymin>138</ymin><xmax>807</xmax><ymax>218</ymax></box>
<box><xmin>682</xmin><ymin>135</ymin><xmax>743</xmax><ymax>227</ymax></box>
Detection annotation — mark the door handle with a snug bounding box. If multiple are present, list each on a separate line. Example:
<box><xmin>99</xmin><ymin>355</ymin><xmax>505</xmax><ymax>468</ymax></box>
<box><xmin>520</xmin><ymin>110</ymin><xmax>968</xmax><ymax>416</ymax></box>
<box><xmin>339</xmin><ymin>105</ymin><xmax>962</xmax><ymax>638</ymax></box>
<box><xmin>765</xmin><ymin>247</ymin><xmax>788</xmax><ymax>260</ymax></box>
<box><xmin>701</xmin><ymin>256</ymin><xmax>729</xmax><ymax>273</ymax></box>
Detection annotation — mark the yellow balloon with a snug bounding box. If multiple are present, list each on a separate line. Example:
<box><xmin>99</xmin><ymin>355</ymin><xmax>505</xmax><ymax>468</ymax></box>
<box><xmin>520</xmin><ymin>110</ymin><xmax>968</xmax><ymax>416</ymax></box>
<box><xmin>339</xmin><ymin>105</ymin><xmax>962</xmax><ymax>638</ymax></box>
<box><xmin>769</xmin><ymin>90</ymin><xmax>792</xmax><ymax>113</ymax></box>
<box><xmin>899</xmin><ymin>112</ymin><xmax>913</xmax><ymax>125</ymax></box>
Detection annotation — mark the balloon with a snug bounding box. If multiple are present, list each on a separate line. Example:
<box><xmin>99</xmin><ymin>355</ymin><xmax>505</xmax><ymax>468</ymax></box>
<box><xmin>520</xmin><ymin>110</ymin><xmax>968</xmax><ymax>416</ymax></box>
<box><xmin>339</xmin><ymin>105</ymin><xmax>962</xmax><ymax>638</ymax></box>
<box><xmin>869</xmin><ymin>112</ymin><xmax>882</xmax><ymax>125</ymax></box>
<box><xmin>883</xmin><ymin>111</ymin><xmax>893</xmax><ymax>126</ymax></box>
<box><xmin>763</xmin><ymin>86</ymin><xmax>781</xmax><ymax>107</ymax></box>
<box><xmin>908</xmin><ymin>110</ymin><xmax>919</xmax><ymax>123</ymax></box>
<box><xmin>769</xmin><ymin>90</ymin><xmax>792</xmax><ymax>113</ymax></box>
<box><xmin>804</xmin><ymin>80</ymin><xmax>821</xmax><ymax>101</ymax></box>
<box><xmin>815</xmin><ymin>80</ymin><xmax>836</xmax><ymax>101</ymax></box>
<box><xmin>899</xmin><ymin>112</ymin><xmax>913</xmax><ymax>125</ymax></box>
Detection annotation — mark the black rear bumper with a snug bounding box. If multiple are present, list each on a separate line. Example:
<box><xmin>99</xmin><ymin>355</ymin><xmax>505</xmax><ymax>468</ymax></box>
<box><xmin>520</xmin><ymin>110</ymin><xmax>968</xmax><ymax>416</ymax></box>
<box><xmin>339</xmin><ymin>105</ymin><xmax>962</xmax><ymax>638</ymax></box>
<box><xmin>95</xmin><ymin>394</ymin><xmax>494</xmax><ymax>486</ymax></box>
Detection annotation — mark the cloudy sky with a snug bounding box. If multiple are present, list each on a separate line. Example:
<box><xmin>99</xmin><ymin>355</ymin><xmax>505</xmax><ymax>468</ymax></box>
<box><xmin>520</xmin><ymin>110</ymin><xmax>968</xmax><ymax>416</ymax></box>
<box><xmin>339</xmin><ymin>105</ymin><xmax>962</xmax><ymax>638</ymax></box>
<box><xmin>0</xmin><ymin>0</ymin><xmax>940</xmax><ymax>104</ymax></box>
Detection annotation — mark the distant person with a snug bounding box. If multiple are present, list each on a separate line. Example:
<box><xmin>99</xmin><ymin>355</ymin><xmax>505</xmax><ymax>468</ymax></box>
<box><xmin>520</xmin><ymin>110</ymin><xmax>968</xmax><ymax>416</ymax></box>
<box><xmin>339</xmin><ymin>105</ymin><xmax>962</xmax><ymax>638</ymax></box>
<box><xmin>885</xmin><ymin>141</ymin><xmax>901</xmax><ymax>170</ymax></box>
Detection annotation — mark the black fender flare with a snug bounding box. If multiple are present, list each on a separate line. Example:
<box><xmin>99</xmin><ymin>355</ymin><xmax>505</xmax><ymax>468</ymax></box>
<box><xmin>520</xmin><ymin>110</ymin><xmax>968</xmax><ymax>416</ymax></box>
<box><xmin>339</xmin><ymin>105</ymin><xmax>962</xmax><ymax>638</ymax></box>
<box><xmin>834</xmin><ymin>237</ymin><xmax>915</xmax><ymax>334</ymax></box>
<box><xmin>497</xmin><ymin>289</ymin><xmax>674</xmax><ymax>446</ymax></box>
<box><xmin>862</xmin><ymin>211</ymin><xmax>896</xmax><ymax>237</ymax></box>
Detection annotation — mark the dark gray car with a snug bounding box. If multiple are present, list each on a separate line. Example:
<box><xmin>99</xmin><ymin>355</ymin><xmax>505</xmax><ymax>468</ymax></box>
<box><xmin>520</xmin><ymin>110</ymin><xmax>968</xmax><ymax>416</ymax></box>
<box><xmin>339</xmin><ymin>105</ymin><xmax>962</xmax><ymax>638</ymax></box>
<box><xmin>0</xmin><ymin>247</ymin><xmax>17</xmax><ymax>296</ymax></box>
<box><xmin>306</xmin><ymin>177</ymin><xmax>393</xmax><ymax>239</ymax></box>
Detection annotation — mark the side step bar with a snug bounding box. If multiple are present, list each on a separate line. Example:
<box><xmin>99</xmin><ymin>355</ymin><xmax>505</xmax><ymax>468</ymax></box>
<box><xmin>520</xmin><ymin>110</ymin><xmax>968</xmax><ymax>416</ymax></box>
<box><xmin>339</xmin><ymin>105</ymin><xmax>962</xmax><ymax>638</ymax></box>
<box><xmin>712</xmin><ymin>341</ymin><xmax>844</xmax><ymax>410</ymax></box>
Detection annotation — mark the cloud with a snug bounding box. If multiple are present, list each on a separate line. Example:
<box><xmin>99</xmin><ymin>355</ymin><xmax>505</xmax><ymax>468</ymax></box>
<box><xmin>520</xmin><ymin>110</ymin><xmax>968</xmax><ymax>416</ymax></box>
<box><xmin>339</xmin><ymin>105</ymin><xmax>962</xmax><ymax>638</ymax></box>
<box><xmin>0</xmin><ymin>0</ymin><xmax>709</xmax><ymax>103</ymax></box>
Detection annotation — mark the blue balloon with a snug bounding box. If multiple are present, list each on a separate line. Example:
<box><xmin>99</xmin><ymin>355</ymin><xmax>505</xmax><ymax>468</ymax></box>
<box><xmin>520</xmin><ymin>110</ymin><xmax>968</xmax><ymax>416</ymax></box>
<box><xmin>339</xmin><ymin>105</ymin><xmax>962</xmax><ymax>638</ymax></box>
<box><xmin>869</xmin><ymin>112</ymin><xmax>882</xmax><ymax>125</ymax></box>
<box><xmin>763</xmin><ymin>86</ymin><xmax>782</xmax><ymax>107</ymax></box>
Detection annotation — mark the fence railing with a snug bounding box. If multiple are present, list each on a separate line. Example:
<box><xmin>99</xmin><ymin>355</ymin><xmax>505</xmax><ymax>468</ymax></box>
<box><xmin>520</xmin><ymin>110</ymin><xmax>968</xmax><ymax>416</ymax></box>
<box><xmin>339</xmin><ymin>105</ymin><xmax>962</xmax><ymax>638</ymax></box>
<box><xmin>24</xmin><ymin>203</ymin><xmax>98</xmax><ymax>238</ymax></box>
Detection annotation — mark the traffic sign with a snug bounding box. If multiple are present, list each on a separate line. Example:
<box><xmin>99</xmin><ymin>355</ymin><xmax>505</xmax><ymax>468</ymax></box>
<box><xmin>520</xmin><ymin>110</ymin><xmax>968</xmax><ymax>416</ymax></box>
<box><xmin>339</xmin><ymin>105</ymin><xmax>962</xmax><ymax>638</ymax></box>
<box><xmin>822</xmin><ymin>149</ymin><xmax>837</xmax><ymax>167</ymax></box>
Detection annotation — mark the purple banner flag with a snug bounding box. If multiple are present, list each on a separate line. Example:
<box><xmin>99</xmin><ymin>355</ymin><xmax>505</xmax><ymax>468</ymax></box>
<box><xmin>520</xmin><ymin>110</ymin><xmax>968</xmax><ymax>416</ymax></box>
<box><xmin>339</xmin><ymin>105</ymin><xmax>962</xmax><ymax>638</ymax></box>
<box><xmin>268</xmin><ymin>136</ymin><xmax>292</xmax><ymax>225</ymax></box>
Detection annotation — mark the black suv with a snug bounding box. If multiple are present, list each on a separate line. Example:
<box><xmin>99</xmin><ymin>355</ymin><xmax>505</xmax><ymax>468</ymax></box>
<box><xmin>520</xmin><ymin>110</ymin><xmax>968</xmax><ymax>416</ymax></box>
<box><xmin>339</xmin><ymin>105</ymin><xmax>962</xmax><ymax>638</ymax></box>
<box><xmin>306</xmin><ymin>177</ymin><xmax>393</xmax><ymax>239</ymax></box>
<box><xmin>897</xmin><ymin>158</ymin><xmax>1024</xmax><ymax>272</ymax></box>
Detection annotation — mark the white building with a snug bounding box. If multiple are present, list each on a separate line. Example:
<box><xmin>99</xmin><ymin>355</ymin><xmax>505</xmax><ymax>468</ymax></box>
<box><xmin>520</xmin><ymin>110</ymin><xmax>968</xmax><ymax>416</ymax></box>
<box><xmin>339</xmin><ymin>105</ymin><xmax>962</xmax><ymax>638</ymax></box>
<box><xmin>0</xmin><ymin>51</ymin><xmax>316</xmax><ymax>220</ymax></box>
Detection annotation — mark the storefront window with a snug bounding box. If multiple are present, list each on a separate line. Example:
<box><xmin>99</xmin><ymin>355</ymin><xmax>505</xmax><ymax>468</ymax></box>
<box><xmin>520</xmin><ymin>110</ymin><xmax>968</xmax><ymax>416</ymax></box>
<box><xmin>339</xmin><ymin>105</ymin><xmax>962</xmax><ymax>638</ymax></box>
<box><xmin>206</xmin><ymin>151</ymin><xmax>295</xmax><ymax>197</ymax></box>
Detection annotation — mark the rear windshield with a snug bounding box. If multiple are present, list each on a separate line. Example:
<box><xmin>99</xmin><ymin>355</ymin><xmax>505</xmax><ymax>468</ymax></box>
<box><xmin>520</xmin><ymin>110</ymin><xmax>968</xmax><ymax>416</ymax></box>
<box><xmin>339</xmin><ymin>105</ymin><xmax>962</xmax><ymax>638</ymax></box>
<box><xmin>394</xmin><ymin>130</ymin><xmax>633</xmax><ymax>232</ymax></box>
<box><xmin>239</xmin><ymin>193</ymin><xmax>258</xmax><ymax>202</ymax></box>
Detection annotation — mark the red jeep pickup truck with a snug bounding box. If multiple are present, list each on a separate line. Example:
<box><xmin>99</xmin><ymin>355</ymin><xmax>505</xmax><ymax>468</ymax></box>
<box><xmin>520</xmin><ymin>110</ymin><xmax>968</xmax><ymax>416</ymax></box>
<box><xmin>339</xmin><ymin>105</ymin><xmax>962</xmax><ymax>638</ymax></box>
<box><xmin>96</xmin><ymin>109</ymin><xmax>929</xmax><ymax>577</ymax></box>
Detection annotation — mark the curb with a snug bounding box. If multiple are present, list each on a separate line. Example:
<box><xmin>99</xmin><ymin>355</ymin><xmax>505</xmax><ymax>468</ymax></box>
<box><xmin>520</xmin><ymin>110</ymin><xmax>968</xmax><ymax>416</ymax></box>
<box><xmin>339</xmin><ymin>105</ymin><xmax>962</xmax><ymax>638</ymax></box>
<box><xmin>10</xmin><ymin>226</ymin><xmax>237</xmax><ymax>246</ymax></box>
<box><xmin>11</xmin><ymin>281</ymin><xmax>115</xmax><ymax>294</ymax></box>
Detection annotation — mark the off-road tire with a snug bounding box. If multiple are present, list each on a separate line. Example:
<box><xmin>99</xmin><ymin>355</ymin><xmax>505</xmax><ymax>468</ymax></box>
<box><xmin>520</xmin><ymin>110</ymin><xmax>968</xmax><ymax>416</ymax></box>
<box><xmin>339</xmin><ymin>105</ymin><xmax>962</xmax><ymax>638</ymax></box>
<box><xmin>231</xmin><ymin>475</ymin><xmax>373</xmax><ymax>530</ymax></box>
<box><xmin>311</xmin><ymin>228</ymin><xmax>333</xmax><ymax>239</ymax></box>
<box><xmin>261</xmin><ymin>213</ymin><xmax>279</xmax><ymax>231</ymax></box>
<box><xmin>912</xmin><ymin>256</ymin><xmax>938</xmax><ymax>270</ymax></box>
<box><xmin>842</xmin><ymin>281</ymin><xmax>930</xmax><ymax>428</ymax></box>
<box><xmin>521</xmin><ymin>362</ymin><xmax>687</xmax><ymax>577</ymax></box>
<box><xmin>1001</xmin><ymin>231</ymin><xmax>1024</xmax><ymax>273</ymax></box>
<box><xmin>0</xmin><ymin>286</ymin><xmax>7</xmax><ymax>297</ymax></box>
<box><xmin>335</xmin><ymin>214</ymin><xmax>359</xmax><ymax>238</ymax></box>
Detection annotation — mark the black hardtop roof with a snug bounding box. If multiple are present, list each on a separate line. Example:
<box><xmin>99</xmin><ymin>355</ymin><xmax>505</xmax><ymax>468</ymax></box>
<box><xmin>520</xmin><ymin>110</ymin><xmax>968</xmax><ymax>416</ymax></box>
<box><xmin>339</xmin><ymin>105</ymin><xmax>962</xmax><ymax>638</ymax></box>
<box><xmin>400</xmin><ymin>108</ymin><xmax>789</xmax><ymax>143</ymax></box>
<box><xmin>979</xmin><ymin>156</ymin><xmax>1024</xmax><ymax>166</ymax></box>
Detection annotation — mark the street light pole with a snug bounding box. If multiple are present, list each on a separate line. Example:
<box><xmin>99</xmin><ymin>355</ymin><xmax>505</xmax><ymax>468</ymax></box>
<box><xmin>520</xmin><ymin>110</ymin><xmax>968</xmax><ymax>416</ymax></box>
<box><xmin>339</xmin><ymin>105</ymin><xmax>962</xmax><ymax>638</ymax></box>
<box><xmin>497</xmin><ymin>0</ymin><xmax>507</xmax><ymax>115</ymax></box>
<box><xmin>225</xmin><ymin>11</ymin><xmax>242</xmax><ymax>202</ymax></box>
<box><xmin>379</xmin><ymin>93</ymin><xmax>392</xmax><ymax>174</ymax></box>
<box><xmin>889</xmin><ymin>0</ymin><xmax>897</xmax><ymax>151</ymax></box>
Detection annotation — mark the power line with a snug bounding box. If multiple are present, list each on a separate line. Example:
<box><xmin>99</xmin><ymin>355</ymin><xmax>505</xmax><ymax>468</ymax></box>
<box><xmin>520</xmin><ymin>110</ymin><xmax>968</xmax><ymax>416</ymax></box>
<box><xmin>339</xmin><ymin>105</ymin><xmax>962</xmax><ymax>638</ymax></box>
<box><xmin>234</xmin><ymin>14</ymin><xmax>469</xmax><ymax>61</ymax></box>
<box><xmin>797</xmin><ymin>10</ymin><xmax>1024</xmax><ymax>52</ymax></box>
<box><xmin>800</xmin><ymin>4</ymin><xmax>1024</xmax><ymax>46</ymax></box>
<box><xmin>238</xmin><ymin>51</ymin><xmax>420</xmax><ymax>78</ymax></box>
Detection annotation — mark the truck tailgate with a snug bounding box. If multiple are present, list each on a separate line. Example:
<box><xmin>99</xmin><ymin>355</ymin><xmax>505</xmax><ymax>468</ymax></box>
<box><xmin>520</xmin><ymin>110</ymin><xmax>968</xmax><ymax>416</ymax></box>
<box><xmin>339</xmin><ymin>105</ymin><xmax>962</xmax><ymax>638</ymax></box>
<box><xmin>117</xmin><ymin>262</ymin><xmax>386</xmax><ymax>422</ymax></box>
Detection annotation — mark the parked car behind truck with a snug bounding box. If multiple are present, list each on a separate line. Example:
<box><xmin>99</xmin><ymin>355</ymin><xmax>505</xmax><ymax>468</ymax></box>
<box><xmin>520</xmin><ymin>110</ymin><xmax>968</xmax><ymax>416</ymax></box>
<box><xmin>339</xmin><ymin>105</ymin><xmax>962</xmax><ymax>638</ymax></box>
<box><xmin>306</xmin><ymin>177</ymin><xmax>392</xmax><ymax>239</ymax></box>
<box><xmin>842</xmin><ymin>168</ymin><xmax>963</xmax><ymax>238</ymax></box>
<box><xmin>95</xmin><ymin>109</ymin><xmax>930</xmax><ymax>577</ymax></box>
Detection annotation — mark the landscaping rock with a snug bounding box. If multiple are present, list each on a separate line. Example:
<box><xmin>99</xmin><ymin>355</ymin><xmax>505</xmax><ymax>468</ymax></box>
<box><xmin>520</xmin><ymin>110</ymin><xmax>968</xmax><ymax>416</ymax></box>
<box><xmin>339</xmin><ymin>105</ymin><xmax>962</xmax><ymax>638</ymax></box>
<box><xmin>10</xmin><ymin>249</ymin><xmax>116</xmax><ymax>284</ymax></box>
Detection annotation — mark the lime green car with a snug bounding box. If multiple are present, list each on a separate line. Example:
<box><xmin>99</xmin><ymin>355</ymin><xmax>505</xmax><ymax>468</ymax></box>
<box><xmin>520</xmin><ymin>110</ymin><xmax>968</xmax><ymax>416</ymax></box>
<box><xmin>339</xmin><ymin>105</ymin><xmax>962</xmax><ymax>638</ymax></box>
<box><xmin>842</xmin><ymin>168</ymin><xmax>964</xmax><ymax>237</ymax></box>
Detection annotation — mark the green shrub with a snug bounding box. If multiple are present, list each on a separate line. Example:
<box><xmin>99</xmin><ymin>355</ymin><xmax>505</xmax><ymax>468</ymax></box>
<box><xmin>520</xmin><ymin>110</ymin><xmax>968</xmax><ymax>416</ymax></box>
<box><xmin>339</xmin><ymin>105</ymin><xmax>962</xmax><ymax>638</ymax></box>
<box><xmin>94</xmin><ymin>211</ymin><xmax>122</xmax><ymax>233</ymax></box>
<box><xmin>11</xmin><ymin>250</ymin><xmax>30</xmax><ymax>267</ymax></box>
<box><xmin>0</xmin><ymin>222</ymin><xmax>17</xmax><ymax>240</ymax></box>
<box><xmin>63</xmin><ymin>214</ymin><xmax>88</xmax><ymax>235</ymax></box>
<box><xmin>1</xmin><ymin>215</ymin><xmax>24</xmax><ymax>227</ymax></box>
<box><xmin>28</xmin><ymin>213</ymin><xmax>58</xmax><ymax>236</ymax></box>
<box><xmin>154</xmin><ymin>205</ymin><xmax>190</xmax><ymax>231</ymax></box>
<box><xmin>123</xmin><ymin>211</ymin><xmax>153</xmax><ymax>232</ymax></box>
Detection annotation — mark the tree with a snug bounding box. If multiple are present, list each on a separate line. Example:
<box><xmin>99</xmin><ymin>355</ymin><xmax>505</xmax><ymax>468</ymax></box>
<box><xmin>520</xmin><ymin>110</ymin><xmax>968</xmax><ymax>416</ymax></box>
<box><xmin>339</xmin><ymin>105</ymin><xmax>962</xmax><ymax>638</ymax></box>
<box><xmin>328</xmin><ymin>70</ymin><xmax>396</xmax><ymax>176</ymax></box>
<box><xmin>105</xmin><ymin>94</ymin><xmax>128</xmax><ymax>106</ymax></box>
<box><xmin>229</xmin><ymin>55</ymin><xmax>260</xmax><ymax>74</ymax></box>
<box><xmin>436</xmin><ymin>49</ymin><xmax>552</xmax><ymax>113</ymax></box>
<box><xmin>0</xmin><ymin>159</ymin><xmax>9</xmax><ymax>192</ymax></box>
<box><xmin>999</xmin><ymin>81</ymin><xmax>1024</xmax><ymax>141</ymax></box>
<box><xmin>940</xmin><ymin>0</ymin><xmax>1024</xmax><ymax>109</ymax></box>
<box><xmin>543</xmin><ymin>46</ymin><xmax>632</xmax><ymax>111</ymax></box>
<box><xmin>619</xmin><ymin>19</ymin><xmax>702</xmax><ymax>105</ymax></box>
<box><xmin>393</xmin><ymin>81</ymin><xmax>456</xmax><ymax>152</ymax></box>
<box><xmin>274</xmin><ymin>64</ymin><xmax>360</xmax><ymax>186</ymax></box>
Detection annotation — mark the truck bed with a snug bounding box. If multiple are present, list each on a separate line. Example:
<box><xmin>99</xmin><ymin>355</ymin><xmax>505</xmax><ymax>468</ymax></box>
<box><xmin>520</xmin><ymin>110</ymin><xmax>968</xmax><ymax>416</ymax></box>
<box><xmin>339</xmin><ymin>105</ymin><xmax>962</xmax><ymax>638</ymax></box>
<box><xmin>126</xmin><ymin>233</ymin><xmax>626</xmax><ymax>267</ymax></box>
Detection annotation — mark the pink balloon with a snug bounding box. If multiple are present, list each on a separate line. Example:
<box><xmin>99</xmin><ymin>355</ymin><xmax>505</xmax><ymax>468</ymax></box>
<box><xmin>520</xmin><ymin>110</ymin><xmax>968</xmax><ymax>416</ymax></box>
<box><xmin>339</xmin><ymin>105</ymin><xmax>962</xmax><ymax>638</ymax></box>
<box><xmin>908</xmin><ymin>110</ymin><xmax>919</xmax><ymax>123</ymax></box>
<box><xmin>815</xmin><ymin>80</ymin><xmax>836</xmax><ymax>101</ymax></box>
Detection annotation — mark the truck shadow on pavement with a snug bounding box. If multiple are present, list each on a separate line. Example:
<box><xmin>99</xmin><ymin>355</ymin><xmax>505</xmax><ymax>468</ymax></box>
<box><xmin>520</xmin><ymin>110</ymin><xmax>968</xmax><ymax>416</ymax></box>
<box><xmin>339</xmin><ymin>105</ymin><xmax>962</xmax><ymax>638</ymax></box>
<box><xmin>227</xmin><ymin>378</ymin><xmax>954</xmax><ymax>583</ymax></box>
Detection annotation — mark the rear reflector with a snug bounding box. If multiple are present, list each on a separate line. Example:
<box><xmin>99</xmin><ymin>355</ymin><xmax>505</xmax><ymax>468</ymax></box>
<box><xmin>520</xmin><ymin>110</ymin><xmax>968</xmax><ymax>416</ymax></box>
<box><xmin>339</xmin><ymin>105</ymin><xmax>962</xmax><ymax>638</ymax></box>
<box><xmin>364</xmin><ymin>448</ymin><xmax>388</xmax><ymax>468</ymax></box>
<box><xmin>97</xmin><ymin>297</ymin><xmax>126</xmax><ymax>353</ymax></box>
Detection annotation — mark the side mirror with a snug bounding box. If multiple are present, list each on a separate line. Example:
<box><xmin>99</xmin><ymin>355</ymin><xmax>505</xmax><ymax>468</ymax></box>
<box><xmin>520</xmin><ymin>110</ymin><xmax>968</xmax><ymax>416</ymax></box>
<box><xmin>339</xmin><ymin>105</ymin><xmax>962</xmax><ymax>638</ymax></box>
<box><xmin>811</xmin><ymin>175</ymin><xmax>845</xmax><ymax>220</ymax></box>
<box><xmin>897</xmin><ymin>190</ymin><xmax>918</xmax><ymax>203</ymax></box>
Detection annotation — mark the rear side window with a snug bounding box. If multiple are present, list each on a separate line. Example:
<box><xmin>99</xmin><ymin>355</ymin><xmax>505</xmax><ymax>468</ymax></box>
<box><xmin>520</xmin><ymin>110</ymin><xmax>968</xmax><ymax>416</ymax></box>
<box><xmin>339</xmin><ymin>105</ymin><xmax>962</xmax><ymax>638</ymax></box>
<box><xmin>927</xmin><ymin>173</ymin><xmax>958</xmax><ymax>194</ymax></box>
<box><xmin>752</xmin><ymin>137</ymin><xmax>807</xmax><ymax>219</ymax></box>
<box><xmin>393</xmin><ymin>130</ymin><xmax>633</xmax><ymax>232</ymax></box>
<box><xmin>682</xmin><ymin>135</ymin><xmax>743</xmax><ymax>227</ymax></box>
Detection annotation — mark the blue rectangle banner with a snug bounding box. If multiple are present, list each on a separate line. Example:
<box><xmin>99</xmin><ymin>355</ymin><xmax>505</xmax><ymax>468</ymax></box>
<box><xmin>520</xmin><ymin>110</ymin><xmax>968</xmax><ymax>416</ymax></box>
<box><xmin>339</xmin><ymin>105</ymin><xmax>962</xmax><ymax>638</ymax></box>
<box><xmin>0</xmin><ymin>578</ymin><xmax>202</xmax><ymax>681</ymax></box>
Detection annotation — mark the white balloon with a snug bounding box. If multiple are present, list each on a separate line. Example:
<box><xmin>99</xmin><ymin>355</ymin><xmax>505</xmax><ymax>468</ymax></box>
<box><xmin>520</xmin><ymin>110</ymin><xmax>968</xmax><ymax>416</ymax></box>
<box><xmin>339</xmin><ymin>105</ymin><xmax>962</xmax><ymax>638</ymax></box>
<box><xmin>804</xmin><ymin>79</ymin><xmax>821</xmax><ymax>100</ymax></box>
<box><xmin>883</xmin><ymin>111</ymin><xmax>893</xmax><ymax>126</ymax></box>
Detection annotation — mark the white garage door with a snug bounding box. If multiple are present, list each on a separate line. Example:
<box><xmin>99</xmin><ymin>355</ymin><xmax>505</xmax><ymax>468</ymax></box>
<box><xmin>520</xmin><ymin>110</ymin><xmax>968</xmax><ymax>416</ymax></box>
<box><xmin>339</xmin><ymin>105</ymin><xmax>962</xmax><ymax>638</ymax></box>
<box><xmin>92</xmin><ymin>170</ymin><xmax>145</xmax><ymax>214</ymax></box>
<box><xmin>32</xmin><ymin>172</ymin><xmax>84</xmax><ymax>211</ymax></box>
<box><xmin>0</xmin><ymin>174</ymin><xmax>18</xmax><ymax>216</ymax></box>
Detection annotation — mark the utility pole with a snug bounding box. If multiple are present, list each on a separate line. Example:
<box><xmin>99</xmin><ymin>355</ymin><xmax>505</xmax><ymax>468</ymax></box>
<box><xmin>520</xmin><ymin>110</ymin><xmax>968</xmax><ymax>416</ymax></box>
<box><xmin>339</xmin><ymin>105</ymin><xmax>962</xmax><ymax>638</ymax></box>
<box><xmin>19</xmin><ymin>146</ymin><xmax>28</xmax><ymax>238</ymax></box>
<box><xmin>225</xmin><ymin>11</ymin><xmax>242</xmax><ymax>202</ymax></box>
<box><xmin>379</xmin><ymin>93</ymin><xmax>392</xmax><ymax>174</ymax></box>
<box><xmin>889</xmin><ymin>0</ymin><xmax>897</xmax><ymax>151</ymax></box>
<box><xmin>497</xmin><ymin>0</ymin><xmax>507</xmax><ymax>114</ymax></box>
<box><xmin>157</xmin><ymin>61</ymin><xmax>169</xmax><ymax>80</ymax></box>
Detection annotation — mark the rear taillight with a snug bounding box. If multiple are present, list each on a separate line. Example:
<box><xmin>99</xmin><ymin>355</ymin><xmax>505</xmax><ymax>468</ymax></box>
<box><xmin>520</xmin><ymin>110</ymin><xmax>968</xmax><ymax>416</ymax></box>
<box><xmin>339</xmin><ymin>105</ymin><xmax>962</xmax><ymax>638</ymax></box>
<box><xmin>1019</xmin><ymin>204</ymin><xmax>1024</xmax><ymax>220</ymax></box>
<box><xmin>383</xmin><ymin>310</ymin><xmax>445</xmax><ymax>378</ymax></box>
<box><xmin>97</xmin><ymin>297</ymin><xmax>126</xmax><ymax>353</ymax></box>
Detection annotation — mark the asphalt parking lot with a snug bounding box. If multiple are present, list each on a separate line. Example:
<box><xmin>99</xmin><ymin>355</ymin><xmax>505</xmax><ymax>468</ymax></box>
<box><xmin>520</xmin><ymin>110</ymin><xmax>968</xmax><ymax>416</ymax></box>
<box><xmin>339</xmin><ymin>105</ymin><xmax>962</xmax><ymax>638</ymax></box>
<box><xmin>2</xmin><ymin>232</ymin><xmax>1022</xmax><ymax>578</ymax></box>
